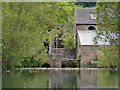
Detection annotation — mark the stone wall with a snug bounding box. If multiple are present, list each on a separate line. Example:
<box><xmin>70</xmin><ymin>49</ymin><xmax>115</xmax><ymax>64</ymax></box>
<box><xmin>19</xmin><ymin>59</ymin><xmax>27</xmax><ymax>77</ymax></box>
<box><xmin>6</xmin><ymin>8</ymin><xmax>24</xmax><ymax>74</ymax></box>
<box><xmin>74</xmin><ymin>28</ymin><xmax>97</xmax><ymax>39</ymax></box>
<box><xmin>51</xmin><ymin>48</ymin><xmax>76</xmax><ymax>59</ymax></box>
<box><xmin>47</xmin><ymin>48</ymin><xmax>76</xmax><ymax>68</ymax></box>
<box><xmin>79</xmin><ymin>46</ymin><xmax>97</xmax><ymax>68</ymax></box>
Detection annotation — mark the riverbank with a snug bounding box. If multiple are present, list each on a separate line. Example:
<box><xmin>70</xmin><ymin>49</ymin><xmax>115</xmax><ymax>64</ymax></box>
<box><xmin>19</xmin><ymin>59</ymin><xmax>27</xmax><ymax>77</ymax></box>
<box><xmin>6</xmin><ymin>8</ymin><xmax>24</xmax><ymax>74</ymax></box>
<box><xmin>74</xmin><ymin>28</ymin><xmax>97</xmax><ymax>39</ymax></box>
<box><xmin>16</xmin><ymin>67</ymin><xmax>118</xmax><ymax>71</ymax></box>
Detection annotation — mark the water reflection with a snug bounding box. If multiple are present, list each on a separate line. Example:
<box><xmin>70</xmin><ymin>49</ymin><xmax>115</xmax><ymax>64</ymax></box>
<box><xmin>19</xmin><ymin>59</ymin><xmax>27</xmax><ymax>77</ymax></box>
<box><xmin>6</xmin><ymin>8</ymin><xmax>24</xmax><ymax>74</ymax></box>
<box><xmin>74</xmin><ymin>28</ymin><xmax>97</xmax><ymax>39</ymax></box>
<box><xmin>79</xmin><ymin>69</ymin><xmax>98</xmax><ymax>88</ymax></box>
<box><xmin>2</xmin><ymin>69</ymin><xmax>118</xmax><ymax>88</ymax></box>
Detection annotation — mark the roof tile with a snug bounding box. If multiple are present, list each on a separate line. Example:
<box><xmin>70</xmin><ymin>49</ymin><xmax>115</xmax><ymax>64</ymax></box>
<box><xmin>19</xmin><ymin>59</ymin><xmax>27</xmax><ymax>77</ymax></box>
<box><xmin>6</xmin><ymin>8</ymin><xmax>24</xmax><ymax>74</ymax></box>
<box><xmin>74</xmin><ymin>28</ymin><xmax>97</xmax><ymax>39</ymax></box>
<box><xmin>75</xmin><ymin>8</ymin><xmax>96</xmax><ymax>24</ymax></box>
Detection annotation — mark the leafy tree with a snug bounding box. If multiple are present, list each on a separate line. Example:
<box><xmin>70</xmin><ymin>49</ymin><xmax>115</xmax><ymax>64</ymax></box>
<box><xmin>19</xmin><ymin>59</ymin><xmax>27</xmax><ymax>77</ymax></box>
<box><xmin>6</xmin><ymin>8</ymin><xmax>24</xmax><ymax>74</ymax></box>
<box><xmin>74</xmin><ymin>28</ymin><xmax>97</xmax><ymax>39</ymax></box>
<box><xmin>61</xmin><ymin>3</ymin><xmax>76</xmax><ymax>50</ymax></box>
<box><xmin>2</xmin><ymin>2</ymin><xmax>98</xmax><ymax>70</ymax></box>
<box><xmin>94</xmin><ymin>2</ymin><xmax>119</xmax><ymax>68</ymax></box>
<box><xmin>2</xmin><ymin>2</ymin><xmax>70</xmax><ymax>70</ymax></box>
<box><xmin>62</xmin><ymin>17</ymin><xmax>75</xmax><ymax>50</ymax></box>
<box><xmin>97</xmin><ymin>45</ymin><xmax>118</xmax><ymax>68</ymax></box>
<box><xmin>75</xmin><ymin>2</ymin><xmax>96</xmax><ymax>8</ymax></box>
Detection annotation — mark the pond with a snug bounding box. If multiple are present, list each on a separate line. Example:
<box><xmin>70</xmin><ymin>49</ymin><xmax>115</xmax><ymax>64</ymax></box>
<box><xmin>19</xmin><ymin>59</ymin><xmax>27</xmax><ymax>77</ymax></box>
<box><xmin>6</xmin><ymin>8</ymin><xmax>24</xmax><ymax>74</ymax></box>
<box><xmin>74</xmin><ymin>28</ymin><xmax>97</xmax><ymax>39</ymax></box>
<box><xmin>2</xmin><ymin>69</ymin><xmax>119</xmax><ymax>88</ymax></box>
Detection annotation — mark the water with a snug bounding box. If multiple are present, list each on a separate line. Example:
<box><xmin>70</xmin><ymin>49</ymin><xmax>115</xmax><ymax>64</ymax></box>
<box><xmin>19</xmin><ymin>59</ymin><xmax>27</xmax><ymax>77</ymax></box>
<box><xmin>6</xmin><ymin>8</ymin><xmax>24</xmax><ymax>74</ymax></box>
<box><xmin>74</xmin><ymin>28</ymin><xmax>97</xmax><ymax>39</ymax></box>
<box><xmin>2</xmin><ymin>69</ymin><xmax>119</xmax><ymax>88</ymax></box>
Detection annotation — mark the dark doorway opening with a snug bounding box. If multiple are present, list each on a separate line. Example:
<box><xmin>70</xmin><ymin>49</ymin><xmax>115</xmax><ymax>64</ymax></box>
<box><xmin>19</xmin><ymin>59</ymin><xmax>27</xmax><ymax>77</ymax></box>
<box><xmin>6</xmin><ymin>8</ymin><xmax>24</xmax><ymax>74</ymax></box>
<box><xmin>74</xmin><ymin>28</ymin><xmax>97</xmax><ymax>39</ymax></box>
<box><xmin>41</xmin><ymin>63</ymin><xmax>51</xmax><ymax>68</ymax></box>
<box><xmin>88</xmin><ymin>26</ymin><xmax>96</xmax><ymax>30</ymax></box>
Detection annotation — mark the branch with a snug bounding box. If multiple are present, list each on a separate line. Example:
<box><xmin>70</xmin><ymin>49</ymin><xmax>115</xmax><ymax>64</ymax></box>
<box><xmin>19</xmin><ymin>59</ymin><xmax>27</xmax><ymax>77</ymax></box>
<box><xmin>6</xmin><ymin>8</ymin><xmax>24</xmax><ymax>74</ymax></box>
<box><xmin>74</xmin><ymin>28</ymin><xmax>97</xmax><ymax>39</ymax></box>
<box><xmin>13</xmin><ymin>2</ymin><xmax>24</xmax><ymax>34</ymax></box>
<box><xmin>19</xmin><ymin>5</ymin><xmax>32</xmax><ymax>31</ymax></box>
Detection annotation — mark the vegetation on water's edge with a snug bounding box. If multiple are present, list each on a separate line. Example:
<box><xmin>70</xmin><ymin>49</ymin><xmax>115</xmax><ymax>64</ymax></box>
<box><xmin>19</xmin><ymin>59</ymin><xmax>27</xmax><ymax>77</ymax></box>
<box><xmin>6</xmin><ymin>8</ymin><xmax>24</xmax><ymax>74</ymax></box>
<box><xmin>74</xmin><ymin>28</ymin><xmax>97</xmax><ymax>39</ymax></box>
<box><xmin>2</xmin><ymin>2</ymin><xmax>119</xmax><ymax>70</ymax></box>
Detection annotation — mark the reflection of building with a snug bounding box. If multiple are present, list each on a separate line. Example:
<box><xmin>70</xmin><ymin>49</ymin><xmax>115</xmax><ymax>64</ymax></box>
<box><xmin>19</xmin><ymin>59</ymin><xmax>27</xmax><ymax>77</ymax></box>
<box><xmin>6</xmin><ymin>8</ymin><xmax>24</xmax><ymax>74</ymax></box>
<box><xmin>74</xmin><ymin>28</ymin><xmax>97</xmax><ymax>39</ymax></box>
<box><xmin>47</xmin><ymin>70</ymin><xmax>98</xmax><ymax>88</ymax></box>
<box><xmin>48</xmin><ymin>70</ymin><xmax>78</xmax><ymax>88</ymax></box>
<box><xmin>79</xmin><ymin>69</ymin><xmax>97</xmax><ymax>88</ymax></box>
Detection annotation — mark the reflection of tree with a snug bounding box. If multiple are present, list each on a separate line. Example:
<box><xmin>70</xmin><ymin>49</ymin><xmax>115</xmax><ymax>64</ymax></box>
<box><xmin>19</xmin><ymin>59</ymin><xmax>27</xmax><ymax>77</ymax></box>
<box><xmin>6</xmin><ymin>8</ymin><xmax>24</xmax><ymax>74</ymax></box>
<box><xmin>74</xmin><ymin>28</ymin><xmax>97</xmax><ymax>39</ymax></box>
<box><xmin>2</xmin><ymin>70</ymin><xmax>49</xmax><ymax>88</ymax></box>
<box><xmin>118</xmin><ymin>71</ymin><xmax>120</xmax><ymax>88</ymax></box>
<box><xmin>76</xmin><ymin>70</ymin><xmax>81</xmax><ymax>88</ymax></box>
<box><xmin>97</xmin><ymin>70</ymin><xmax>118</xmax><ymax>88</ymax></box>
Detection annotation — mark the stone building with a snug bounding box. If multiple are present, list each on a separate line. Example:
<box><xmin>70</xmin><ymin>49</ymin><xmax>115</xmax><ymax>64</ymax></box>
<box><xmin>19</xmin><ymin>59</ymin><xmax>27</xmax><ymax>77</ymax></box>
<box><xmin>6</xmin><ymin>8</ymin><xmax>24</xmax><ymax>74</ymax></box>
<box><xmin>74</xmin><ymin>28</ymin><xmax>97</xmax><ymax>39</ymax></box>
<box><xmin>42</xmin><ymin>26</ymin><xmax>76</xmax><ymax>68</ymax></box>
<box><xmin>73</xmin><ymin>7</ymin><xmax>114</xmax><ymax>67</ymax></box>
<box><xmin>42</xmin><ymin>7</ymin><xmax>117</xmax><ymax>68</ymax></box>
<box><xmin>73</xmin><ymin>8</ymin><xmax>98</xmax><ymax>67</ymax></box>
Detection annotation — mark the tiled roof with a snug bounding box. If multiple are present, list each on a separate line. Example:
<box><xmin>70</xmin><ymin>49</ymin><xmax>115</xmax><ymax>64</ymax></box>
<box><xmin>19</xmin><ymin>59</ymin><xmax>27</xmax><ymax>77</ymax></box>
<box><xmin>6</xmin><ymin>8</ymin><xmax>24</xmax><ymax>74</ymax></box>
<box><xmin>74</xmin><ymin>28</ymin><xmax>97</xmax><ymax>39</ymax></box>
<box><xmin>75</xmin><ymin>8</ymin><xmax>96</xmax><ymax>24</ymax></box>
<box><xmin>77</xmin><ymin>30</ymin><xmax>118</xmax><ymax>45</ymax></box>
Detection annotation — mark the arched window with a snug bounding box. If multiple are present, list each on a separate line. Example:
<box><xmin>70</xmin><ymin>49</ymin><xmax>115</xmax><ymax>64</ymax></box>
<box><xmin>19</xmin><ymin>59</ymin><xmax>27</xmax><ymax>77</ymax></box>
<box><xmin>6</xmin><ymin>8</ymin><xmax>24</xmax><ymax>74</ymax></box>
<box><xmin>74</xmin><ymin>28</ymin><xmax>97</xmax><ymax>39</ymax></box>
<box><xmin>88</xmin><ymin>26</ymin><xmax>96</xmax><ymax>30</ymax></box>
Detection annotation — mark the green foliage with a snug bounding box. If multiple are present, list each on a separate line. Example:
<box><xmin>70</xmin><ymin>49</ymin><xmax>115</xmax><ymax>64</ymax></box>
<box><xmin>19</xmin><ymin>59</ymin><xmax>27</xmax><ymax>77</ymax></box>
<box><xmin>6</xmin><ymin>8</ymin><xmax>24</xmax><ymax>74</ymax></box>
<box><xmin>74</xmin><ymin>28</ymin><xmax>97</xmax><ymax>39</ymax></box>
<box><xmin>2</xmin><ymin>2</ymin><xmax>70</xmax><ymax>70</ymax></box>
<box><xmin>62</xmin><ymin>33</ymin><xmax>75</xmax><ymax>50</ymax></box>
<box><xmin>94</xmin><ymin>2</ymin><xmax>119</xmax><ymax>68</ymax></box>
<box><xmin>75</xmin><ymin>53</ymin><xmax>81</xmax><ymax>67</ymax></box>
<box><xmin>97</xmin><ymin>45</ymin><xmax>119</xmax><ymax>68</ymax></box>
<box><xmin>77</xmin><ymin>53</ymin><xmax>81</xmax><ymax>61</ymax></box>
<box><xmin>75</xmin><ymin>2</ymin><xmax>96</xmax><ymax>8</ymax></box>
<box><xmin>62</xmin><ymin>53</ymin><xmax>81</xmax><ymax>68</ymax></box>
<box><xmin>2</xmin><ymin>2</ymin><xmax>98</xmax><ymax>70</ymax></box>
<box><xmin>62</xmin><ymin>61</ymin><xmax>77</xmax><ymax>68</ymax></box>
<box><xmin>62</xmin><ymin>14</ymin><xmax>75</xmax><ymax>50</ymax></box>
<box><xmin>21</xmin><ymin>57</ymin><xmax>44</xmax><ymax>68</ymax></box>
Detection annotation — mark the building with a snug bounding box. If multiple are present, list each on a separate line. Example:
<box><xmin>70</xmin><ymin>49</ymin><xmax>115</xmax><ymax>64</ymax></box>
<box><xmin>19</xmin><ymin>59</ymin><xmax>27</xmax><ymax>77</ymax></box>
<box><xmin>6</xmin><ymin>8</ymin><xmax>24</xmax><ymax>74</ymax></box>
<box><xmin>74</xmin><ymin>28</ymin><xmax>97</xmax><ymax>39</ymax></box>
<box><xmin>43</xmin><ymin>26</ymin><xmax>76</xmax><ymax>68</ymax></box>
<box><xmin>73</xmin><ymin>7</ymin><xmax>118</xmax><ymax>67</ymax></box>
<box><xmin>73</xmin><ymin>8</ymin><xmax>98</xmax><ymax>67</ymax></box>
<box><xmin>42</xmin><ymin>7</ymin><xmax>117</xmax><ymax>68</ymax></box>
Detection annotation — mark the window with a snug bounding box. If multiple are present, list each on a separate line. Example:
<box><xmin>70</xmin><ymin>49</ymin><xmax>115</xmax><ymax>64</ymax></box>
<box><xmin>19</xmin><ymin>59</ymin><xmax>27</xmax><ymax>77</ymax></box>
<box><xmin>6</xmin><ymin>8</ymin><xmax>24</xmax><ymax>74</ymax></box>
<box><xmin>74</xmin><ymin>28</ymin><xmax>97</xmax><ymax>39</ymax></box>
<box><xmin>88</xmin><ymin>26</ymin><xmax>96</xmax><ymax>30</ymax></box>
<box><xmin>90</xmin><ymin>14</ymin><xmax>96</xmax><ymax>19</ymax></box>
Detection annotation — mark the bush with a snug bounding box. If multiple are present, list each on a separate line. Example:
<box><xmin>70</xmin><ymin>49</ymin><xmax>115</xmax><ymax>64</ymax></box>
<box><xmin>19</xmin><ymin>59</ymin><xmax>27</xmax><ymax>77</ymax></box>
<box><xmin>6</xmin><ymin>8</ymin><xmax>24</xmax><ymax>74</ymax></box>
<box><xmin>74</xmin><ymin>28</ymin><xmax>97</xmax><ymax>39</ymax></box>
<box><xmin>21</xmin><ymin>57</ymin><xmax>43</xmax><ymax>68</ymax></box>
<box><xmin>97</xmin><ymin>45</ymin><xmax>118</xmax><ymax>68</ymax></box>
<box><xmin>62</xmin><ymin>61</ymin><xmax>77</xmax><ymax>68</ymax></box>
<box><xmin>76</xmin><ymin>53</ymin><xmax>81</xmax><ymax>67</ymax></box>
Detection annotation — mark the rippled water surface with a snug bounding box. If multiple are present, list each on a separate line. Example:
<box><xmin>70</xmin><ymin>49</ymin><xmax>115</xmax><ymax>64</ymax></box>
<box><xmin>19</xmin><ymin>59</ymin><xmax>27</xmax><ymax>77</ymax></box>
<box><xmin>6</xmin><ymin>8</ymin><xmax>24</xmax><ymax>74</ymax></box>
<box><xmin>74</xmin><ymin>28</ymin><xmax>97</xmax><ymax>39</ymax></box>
<box><xmin>2</xmin><ymin>69</ymin><xmax>119</xmax><ymax>88</ymax></box>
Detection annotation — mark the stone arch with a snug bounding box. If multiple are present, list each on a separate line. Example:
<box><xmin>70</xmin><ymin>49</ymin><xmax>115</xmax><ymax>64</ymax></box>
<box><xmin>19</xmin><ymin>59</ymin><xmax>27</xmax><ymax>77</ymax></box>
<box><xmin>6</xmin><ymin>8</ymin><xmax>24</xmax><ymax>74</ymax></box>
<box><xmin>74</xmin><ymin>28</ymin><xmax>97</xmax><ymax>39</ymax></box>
<box><xmin>88</xmin><ymin>26</ymin><xmax>96</xmax><ymax>30</ymax></box>
<box><xmin>41</xmin><ymin>63</ymin><xmax>51</xmax><ymax>68</ymax></box>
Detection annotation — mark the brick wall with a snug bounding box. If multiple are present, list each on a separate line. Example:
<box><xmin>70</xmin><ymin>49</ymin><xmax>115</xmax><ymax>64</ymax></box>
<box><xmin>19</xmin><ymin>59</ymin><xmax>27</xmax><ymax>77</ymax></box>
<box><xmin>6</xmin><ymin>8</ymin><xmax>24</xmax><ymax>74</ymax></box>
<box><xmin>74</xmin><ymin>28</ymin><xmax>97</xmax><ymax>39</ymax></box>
<box><xmin>79</xmin><ymin>46</ymin><xmax>97</xmax><ymax>68</ymax></box>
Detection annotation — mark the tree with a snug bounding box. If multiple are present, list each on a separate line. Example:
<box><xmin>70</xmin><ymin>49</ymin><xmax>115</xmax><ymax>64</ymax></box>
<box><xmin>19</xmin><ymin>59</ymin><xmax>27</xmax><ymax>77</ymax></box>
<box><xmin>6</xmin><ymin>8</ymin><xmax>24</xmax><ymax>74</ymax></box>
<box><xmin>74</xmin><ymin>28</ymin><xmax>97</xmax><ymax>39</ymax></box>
<box><xmin>75</xmin><ymin>2</ymin><xmax>96</xmax><ymax>8</ymax></box>
<box><xmin>2</xmin><ymin>2</ymin><xmax>70</xmax><ymax>69</ymax></box>
<box><xmin>94</xmin><ymin>2</ymin><xmax>119</xmax><ymax>68</ymax></box>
